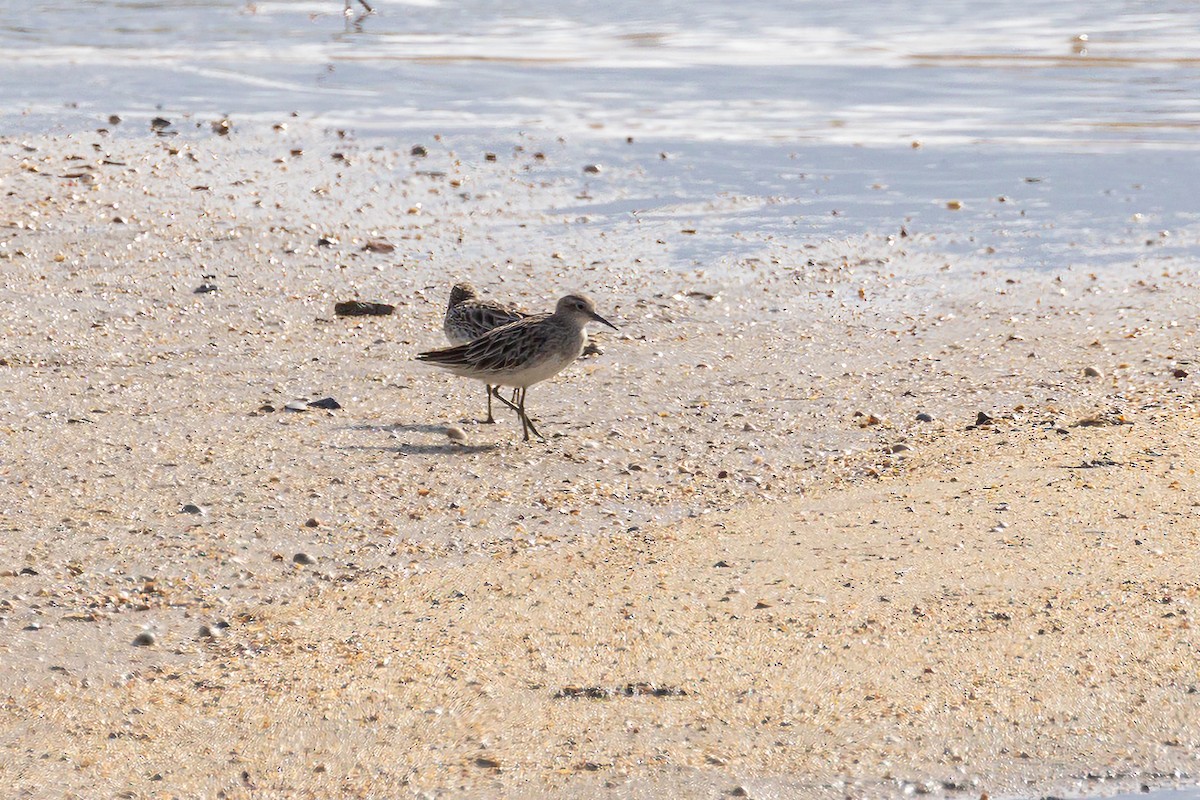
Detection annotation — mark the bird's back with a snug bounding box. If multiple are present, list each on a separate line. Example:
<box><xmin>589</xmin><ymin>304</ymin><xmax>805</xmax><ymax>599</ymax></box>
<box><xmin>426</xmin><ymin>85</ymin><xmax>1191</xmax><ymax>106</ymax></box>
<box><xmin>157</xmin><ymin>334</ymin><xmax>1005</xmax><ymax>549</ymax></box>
<box><xmin>444</xmin><ymin>298</ymin><xmax>527</xmax><ymax>345</ymax></box>
<box><xmin>422</xmin><ymin>310</ymin><xmax>586</xmax><ymax>388</ymax></box>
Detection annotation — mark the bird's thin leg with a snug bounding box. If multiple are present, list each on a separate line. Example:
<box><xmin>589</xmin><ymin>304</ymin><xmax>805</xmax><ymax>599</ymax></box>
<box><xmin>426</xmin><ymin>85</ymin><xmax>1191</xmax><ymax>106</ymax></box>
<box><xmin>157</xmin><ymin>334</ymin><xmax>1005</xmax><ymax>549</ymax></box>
<box><xmin>518</xmin><ymin>389</ymin><xmax>530</xmax><ymax>441</ymax></box>
<box><xmin>357</xmin><ymin>0</ymin><xmax>373</xmax><ymax>12</ymax></box>
<box><xmin>519</xmin><ymin>388</ymin><xmax>543</xmax><ymax>441</ymax></box>
<box><xmin>491</xmin><ymin>385</ymin><xmax>520</xmax><ymax>413</ymax></box>
<box><xmin>484</xmin><ymin>383</ymin><xmax>496</xmax><ymax>424</ymax></box>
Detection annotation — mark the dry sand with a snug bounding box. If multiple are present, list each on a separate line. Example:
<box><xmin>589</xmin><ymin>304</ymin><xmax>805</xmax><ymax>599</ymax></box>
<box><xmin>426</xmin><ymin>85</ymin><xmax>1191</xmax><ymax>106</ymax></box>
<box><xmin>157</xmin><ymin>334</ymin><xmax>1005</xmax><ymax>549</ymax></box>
<box><xmin>1</xmin><ymin>128</ymin><xmax>1199</xmax><ymax>798</ymax></box>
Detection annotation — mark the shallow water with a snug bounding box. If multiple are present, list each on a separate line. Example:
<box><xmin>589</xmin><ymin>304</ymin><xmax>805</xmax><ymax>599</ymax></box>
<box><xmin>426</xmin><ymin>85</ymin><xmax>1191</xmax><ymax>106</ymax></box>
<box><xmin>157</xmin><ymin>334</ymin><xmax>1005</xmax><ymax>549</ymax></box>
<box><xmin>5</xmin><ymin>0</ymin><xmax>1200</xmax><ymax>270</ymax></box>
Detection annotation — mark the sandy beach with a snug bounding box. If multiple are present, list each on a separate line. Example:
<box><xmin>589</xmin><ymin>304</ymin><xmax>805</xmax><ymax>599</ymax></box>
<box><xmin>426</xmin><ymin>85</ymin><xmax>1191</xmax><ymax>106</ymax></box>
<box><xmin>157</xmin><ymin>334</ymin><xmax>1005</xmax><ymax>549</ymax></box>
<box><xmin>2</xmin><ymin>128</ymin><xmax>1200</xmax><ymax>798</ymax></box>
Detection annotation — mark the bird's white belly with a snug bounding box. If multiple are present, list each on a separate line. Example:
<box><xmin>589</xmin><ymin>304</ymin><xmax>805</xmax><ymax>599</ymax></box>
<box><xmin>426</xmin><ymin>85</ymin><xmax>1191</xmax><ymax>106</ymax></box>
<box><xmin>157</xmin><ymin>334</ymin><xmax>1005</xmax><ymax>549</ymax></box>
<box><xmin>494</xmin><ymin>346</ymin><xmax>581</xmax><ymax>388</ymax></box>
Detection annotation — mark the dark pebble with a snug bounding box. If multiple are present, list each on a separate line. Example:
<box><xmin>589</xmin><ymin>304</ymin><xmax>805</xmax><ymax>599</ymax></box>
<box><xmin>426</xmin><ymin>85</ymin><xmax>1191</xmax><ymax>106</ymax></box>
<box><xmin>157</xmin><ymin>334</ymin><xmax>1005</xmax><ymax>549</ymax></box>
<box><xmin>334</xmin><ymin>300</ymin><xmax>395</xmax><ymax>317</ymax></box>
<box><xmin>293</xmin><ymin>552</ymin><xmax>316</xmax><ymax>565</ymax></box>
<box><xmin>132</xmin><ymin>631</ymin><xmax>157</xmax><ymax>647</ymax></box>
<box><xmin>411</xmin><ymin>144</ymin><xmax>428</xmax><ymax>157</ymax></box>
<box><xmin>307</xmin><ymin>397</ymin><xmax>341</xmax><ymax>410</ymax></box>
<box><xmin>1173</xmin><ymin>368</ymin><xmax>1189</xmax><ymax>378</ymax></box>
<box><xmin>916</xmin><ymin>412</ymin><xmax>934</xmax><ymax>422</ymax></box>
<box><xmin>180</xmin><ymin>503</ymin><xmax>205</xmax><ymax>515</ymax></box>
<box><xmin>193</xmin><ymin>283</ymin><xmax>218</xmax><ymax>294</ymax></box>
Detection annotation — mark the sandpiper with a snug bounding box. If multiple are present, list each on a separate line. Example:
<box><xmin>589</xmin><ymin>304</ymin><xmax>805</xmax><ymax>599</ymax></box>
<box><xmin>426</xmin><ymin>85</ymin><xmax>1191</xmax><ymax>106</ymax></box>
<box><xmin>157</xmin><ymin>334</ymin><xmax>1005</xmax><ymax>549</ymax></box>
<box><xmin>443</xmin><ymin>283</ymin><xmax>527</xmax><ymax>423</ymax></box>
<box><xmin>419</xmin><ymin>294</ymin><xmax>617</xmax><ymax>441</ymax></box>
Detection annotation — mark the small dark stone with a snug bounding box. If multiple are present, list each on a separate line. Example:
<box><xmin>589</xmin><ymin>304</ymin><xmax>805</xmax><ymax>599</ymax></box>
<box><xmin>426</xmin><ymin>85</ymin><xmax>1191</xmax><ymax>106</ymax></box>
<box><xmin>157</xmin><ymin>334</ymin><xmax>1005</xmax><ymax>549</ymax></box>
<box><xmin>132</xmin><ymin>631</ymin><xmax>157</xmax><ymax>647</ymax></box>
<box><xmin>334</xmin><ymin>300</ymin><xmax>395</xmax><ymax>317</ymax></box>
<box><xmin>916</xmin><ymin>412</ymin><xmax>934</xmax><ymax>422</ymax></box>
<box><xmin>361</xmin><ymin>239</ymin><xmax>395</xmax><ymax>254</ymax></box>
<box><xmin>304</xmin><ymin>518</ymin><xmax>320</xmax><ymax>528</ymax></box>
<box><xmin>307</xmin><ymin>397</ymin><xmax>341</xmax><ymax>410</ymax></box>
<box><xmin>411</xmin><ymin>144</ymin><xmax>428</xmax><ymax>157</ymax></box>
<box><xmin>713</xmin><ymin>561</ymin><xmax>731</xmax><ymax>568</ymax></box>
<box><xmin>1173</xmin><ymin>368</ymin><xmax>1189</xmax><ymax>378</ymax></box>
<box><xmin>193</xmin><ymin>283</ymin><xmax>218</xmax><ymax>294</ymax></box>
<box><xmin>583</xmin><ymin>164</ymin><xmax>602</xmax><ymax>174</ymax></box>
<box><xmin>717</xmin><ymin>470</ymin><xmax>729</xmax><ymax>479</ymax></box>
<box><xmin>19</xmin><ymin>566</ymin><xmax>37</xmax><ymax>576</ymax></box>
<box><xmin>293</xmin><ymin>552</ymin><xmax>316</xmax><ymax>565</ymax></box>
<box><xmin>150</xmin><ymin>117</ymin><xmax>172</xmax><ymax>131</ymax></box>
<box><xmin>180</xmin><ymin>503</ymin><xmax>205</xmax><ymax>515</ymax></box>
<box><xmin>975</xmin><ymin>411</ymin><xmax>993</xmax><ymax>426</ymax></box>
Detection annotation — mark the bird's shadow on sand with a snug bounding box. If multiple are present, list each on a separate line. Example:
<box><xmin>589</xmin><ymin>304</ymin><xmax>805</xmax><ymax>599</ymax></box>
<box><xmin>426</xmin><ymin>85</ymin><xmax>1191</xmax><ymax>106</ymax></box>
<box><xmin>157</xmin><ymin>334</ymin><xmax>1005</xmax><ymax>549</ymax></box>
<box><xmin>336</xmin><ymin>421</ymin><xmax>506</xmax><ymax>455</ymax></box>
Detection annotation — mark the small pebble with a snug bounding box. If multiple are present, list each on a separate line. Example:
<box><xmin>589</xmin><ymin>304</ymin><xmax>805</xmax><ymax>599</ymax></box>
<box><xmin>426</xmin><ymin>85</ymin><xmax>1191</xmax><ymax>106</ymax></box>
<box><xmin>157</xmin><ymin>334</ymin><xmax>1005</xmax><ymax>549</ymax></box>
<box><xmin>306</xmin><ymin>397</ymin><xmax>341</xmax><ymax>410</ymax></box>
<box><xmin>284</xmin><ymin>400</ymin><xmax>309</xmax><ymax>412</ymax></box>
<box><xmin>180</xmin><ymin>503</ymin><xmax>205</xmax><ymax>515</ymax></box>
<box><xmin>889</xmin><ymin>443</ymin><xmax>912</xmax><ymax>454</ymax></box>
<box><xmin>916</xmin><ymin>412</ymin><xmax>934</xmax><ymax>422</ymax></box>
<box><xmin>304</xmin><ymin>518</ymin><xmax>320</xmax><ymax>528</ymax></box>
<box><xmin>411</xmin><ymin>144</ymin><xmax>428</xmax><ymax>157</ymax></box>
<box><xmin>583</xmin><ymin>164</ymin><xmax>602</xmax><ymax>174</ymax></box>
<box><xmin>198</xmin><ymin>624</ymin><xmax>222</xmax><ymax>639</ymax></box>
<box><xmin>1083</xmin><ymin>366</ymin><xmax>1103</xmax><ymax>378</ymax></box>
<box><xmin>293</xmin><ymin>552</ymin><xmax>316</xmax><ymax>565</ymax></box>
<box><xmin>132</xmin><ymin>631</ymin><xmax>157</xmax><ymax>647</ymax></box>
<box><xmin>1173</xmin><ymin>368</ymin><xmax>1188</xmax><ymax>378</ymax></box>
<box><xmin>193</xmin><ymin>283</ymin><xmax>218</xmax><ymax>294</ymax></box>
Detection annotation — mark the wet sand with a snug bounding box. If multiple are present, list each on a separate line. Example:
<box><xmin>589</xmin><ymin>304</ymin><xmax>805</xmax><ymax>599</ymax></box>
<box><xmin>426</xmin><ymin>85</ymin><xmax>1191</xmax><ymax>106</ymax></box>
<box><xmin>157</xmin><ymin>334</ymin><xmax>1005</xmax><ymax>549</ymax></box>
<box><xmin>2</xmin><ymin>129</ymin><xmax>1200</xmax><ymax>798</ymax></box>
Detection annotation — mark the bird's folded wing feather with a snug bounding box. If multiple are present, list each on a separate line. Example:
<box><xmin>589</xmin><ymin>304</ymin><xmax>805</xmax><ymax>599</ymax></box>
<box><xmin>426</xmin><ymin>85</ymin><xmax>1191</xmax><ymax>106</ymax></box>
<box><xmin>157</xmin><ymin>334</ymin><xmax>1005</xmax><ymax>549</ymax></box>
<box><xmin>420</xmin><ymin>313</ymin><xmax>551</xmax><ymax>373</ymax></box>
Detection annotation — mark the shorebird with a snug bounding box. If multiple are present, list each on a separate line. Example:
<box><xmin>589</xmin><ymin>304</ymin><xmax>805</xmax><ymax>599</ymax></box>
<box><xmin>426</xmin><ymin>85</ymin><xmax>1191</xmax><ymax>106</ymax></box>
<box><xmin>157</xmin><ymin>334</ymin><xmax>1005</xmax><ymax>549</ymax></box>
<box><xmin>419</xmin><ymin>294</ymin><xmax>618</xmax><ymax>441</ymax></box>
<box><xmin>443</xmin><ymin>283</ymin><xmax>527</xmax><ymax>423</ymax></box>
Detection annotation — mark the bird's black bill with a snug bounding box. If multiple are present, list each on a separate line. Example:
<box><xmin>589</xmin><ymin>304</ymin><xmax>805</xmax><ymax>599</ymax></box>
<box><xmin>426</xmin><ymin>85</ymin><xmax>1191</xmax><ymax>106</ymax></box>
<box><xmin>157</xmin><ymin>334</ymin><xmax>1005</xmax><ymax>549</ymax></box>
<box><xmin>590</xmin><ymin>311</ymin><xmax>618</xmax><ymax>330</ymax></box>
